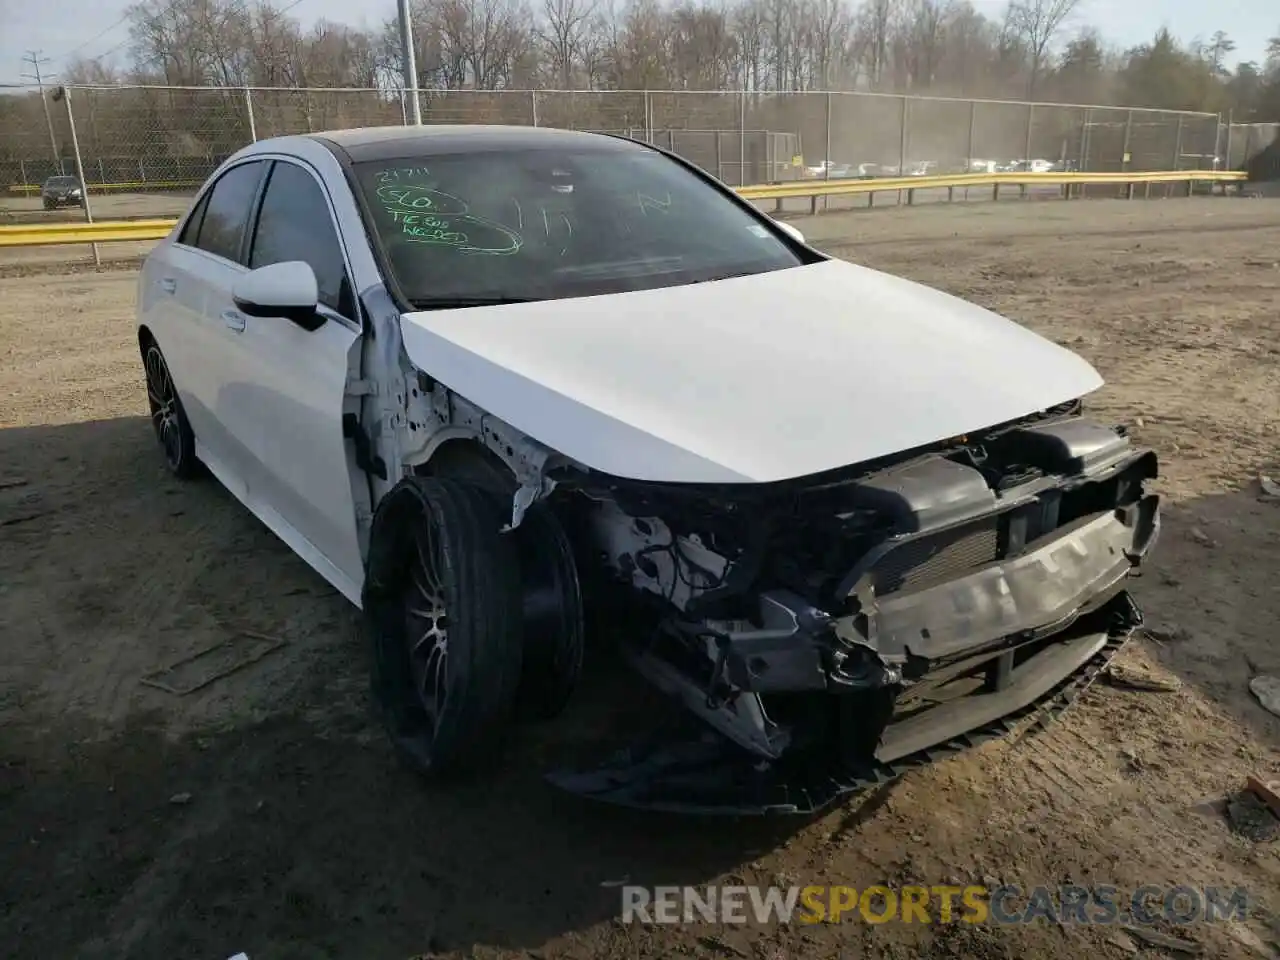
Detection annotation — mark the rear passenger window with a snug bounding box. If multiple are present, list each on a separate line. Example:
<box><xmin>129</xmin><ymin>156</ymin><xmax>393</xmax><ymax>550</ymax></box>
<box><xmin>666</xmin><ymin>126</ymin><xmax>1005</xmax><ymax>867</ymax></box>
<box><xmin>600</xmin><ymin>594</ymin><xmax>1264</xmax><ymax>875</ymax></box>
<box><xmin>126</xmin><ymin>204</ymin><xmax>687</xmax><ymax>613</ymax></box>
<box><xmin>249</xmin><ymin>161</ymin><xmax>351</xmax><ymax>315</ymax></box>
<box><xmin>178</xmin><ymin>191</ymin><xmax>211</xmax><ymax>247</ymax></box>
<box><xmin>193</xmin><ymin>161</ymin><xmax>266</xmax><ymax>263</ymax></box>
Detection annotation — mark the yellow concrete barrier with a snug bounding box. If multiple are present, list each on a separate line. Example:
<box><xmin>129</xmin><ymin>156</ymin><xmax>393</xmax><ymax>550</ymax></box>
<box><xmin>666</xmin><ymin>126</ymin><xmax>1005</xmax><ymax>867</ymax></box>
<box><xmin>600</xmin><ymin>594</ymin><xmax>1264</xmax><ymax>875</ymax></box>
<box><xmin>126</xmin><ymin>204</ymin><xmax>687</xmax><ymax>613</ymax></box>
<box><xmin>737</xmin><ymin>169</ymin><xmax>1247</xmax><ymax>200</ymax></box>
<box><xmin>6</xmin><ymin>180</ymin><xmax>203</xmax><ymax>195</ymax></box>
<box><xmin>0</xmin><ymin>219</ymin><xmax>178</xmax><ymax>247</ymax></box>
<box><xmin>0</xmin><ymin>170</ymin><xmax>1252</xmax><ymax>248</ymax></box>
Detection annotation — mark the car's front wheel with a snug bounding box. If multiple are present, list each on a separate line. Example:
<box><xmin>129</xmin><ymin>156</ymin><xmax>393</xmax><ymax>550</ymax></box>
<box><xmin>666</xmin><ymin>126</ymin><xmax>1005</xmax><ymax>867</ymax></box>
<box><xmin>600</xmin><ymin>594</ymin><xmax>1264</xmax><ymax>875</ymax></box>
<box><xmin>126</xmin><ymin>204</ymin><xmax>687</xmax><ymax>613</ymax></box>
<box><xmin>142</xmin><ymin>341</ymin><xmax>199</xmax><ymax>478</ymax></box>
<box><xmin>363</xmin><ymin>476</ymin><xmax>524</xmax><ymax>778</ymax></box>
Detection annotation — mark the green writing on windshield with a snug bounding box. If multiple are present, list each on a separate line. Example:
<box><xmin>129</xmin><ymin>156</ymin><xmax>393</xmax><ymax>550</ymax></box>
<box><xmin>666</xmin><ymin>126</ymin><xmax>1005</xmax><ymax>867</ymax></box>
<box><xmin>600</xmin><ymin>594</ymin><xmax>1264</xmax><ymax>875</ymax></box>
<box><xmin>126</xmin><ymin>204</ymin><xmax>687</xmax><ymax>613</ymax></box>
<box><xmin>376</xmin><ymin>182</ymin><xmax>522</xmax><ymax>255</ymax></box>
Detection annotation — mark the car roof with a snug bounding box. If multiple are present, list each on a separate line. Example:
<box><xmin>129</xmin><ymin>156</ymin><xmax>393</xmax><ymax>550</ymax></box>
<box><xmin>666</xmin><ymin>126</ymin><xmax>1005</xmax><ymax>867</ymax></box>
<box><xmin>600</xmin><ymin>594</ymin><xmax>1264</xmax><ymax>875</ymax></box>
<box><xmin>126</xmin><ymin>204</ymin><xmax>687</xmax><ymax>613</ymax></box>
<box><xmin>308</xmin><ymin>124</ymin><xmax>645</xmax><ymax>162</ymax></box>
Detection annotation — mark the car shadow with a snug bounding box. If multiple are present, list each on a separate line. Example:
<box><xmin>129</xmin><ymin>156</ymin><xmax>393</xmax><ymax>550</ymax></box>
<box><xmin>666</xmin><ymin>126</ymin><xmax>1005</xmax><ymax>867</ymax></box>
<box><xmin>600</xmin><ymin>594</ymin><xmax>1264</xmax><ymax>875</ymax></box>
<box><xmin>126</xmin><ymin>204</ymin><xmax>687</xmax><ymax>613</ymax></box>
<box><xmin>2</xmin><ymin>415</ymin><xmax>1278</xmax><ymax>959</ymax></box>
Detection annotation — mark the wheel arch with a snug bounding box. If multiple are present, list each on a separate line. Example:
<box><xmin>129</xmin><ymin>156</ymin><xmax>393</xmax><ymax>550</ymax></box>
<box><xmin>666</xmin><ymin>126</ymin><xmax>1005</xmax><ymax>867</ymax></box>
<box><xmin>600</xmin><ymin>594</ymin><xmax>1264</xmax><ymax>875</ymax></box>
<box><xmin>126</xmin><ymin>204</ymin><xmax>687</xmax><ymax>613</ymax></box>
<box><xmin>413</xmin><ymin>435</ymin><xmax>518</xmax><ymax>494</ymax></box>
<box><xmin>137</xmin><ymin>323</ymin><xmax>157</xmax><ymax>355</ymax></box>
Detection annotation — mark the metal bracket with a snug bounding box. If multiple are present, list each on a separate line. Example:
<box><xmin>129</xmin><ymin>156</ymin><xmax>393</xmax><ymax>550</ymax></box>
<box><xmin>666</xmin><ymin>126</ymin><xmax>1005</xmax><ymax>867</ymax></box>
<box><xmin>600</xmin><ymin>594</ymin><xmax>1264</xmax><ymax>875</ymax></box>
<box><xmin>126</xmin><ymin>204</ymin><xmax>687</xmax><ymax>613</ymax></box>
<box><xmin>501</xmin><ymin>476</ymin><xmax>558</xmax><ymax>533</ymax></box>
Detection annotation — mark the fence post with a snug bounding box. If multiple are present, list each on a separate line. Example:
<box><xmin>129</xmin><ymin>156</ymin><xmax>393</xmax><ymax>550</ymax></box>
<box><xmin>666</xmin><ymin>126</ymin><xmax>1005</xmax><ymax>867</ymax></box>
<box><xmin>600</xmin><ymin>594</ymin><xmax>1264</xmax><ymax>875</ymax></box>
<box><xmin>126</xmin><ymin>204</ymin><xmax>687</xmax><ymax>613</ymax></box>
<box><xmin>244</xmin><ymin>86</ymin><xmax>258</xmax><ymax>142</ymax></box>
<box><xmin>1225</xmin><ymin>110</ymin><xmax>1234</xmax><ymax>190</ymax></box>
<box><xmin>966</xmin><ymin>100</ymin><xmax>977</xmax><ymax>200</ymax></box>
<box><xmin>18</xmin><ymin>159</ymin><xmax>26</xmax><ymax>190</ymax></box>
<box><xmin>822</xmin><ymin>91</ymin><xmax>832</xmax><ymax>213</ymax></box>
<box><xmin>60</xmin><ymin>86</ymin><xmax>99</xmax><ymax>268</ymax></box>
<box><xmin>715</xmin><ymin>131</ymin><xmax>723</xmax><ymax>182</ymax></box>
<box><xmin>1172</xmin><ymin>115</ymin><xmax>1184</xmax><ymax>197</ymax></box>
<box><xmin>1021</xmin><ymin>103</ymin><xmax>1033</xmax><ymax>198</ymax></box>
<box><xmin>530</xmin><ymin>90</ymin><xmax>538</xmax><ymax>127</ymax></box>
<box><xmin>644</xmin><ymin>90</ymin><xmax>652</xmax><ymax>143</ymax></box>
<box><xmin>1122</xmin><ymin>109</ymin><xmax>1134</xmax><ymax>199</ymax></box>
<box><xmin>898</xmin><ymin>95</ymin><xmax>908</xmax><ymax>204</ymax></box>
<box><xmin>739</xmin><ymin>91</ymin><xmax>746</xmax><ymax>187</ymax></box>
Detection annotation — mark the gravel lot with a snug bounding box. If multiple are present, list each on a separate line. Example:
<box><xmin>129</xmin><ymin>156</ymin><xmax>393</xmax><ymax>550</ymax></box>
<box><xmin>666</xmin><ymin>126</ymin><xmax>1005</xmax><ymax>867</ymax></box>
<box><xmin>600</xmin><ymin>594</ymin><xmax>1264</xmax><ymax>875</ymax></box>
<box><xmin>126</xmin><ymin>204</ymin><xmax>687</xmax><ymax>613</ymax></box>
<box><xmin>2</xmin><ymin>197</ymin><xmax>1279</xmax><ymax>960</ymax></box>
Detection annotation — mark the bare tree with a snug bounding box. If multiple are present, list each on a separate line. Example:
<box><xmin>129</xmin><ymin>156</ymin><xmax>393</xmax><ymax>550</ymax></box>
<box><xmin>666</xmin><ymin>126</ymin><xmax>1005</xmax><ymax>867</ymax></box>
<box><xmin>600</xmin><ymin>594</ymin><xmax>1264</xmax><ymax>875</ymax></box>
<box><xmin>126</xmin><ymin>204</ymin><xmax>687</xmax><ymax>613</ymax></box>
<box><xmin>1004</xmin><ymin>0</ymin><xmax>1079</xmax><ymax>98</ymax></box>
<box><xmin>539</xmin><ymin>0</ymin><xmax>598</xmax><ymax>87</ymax></box>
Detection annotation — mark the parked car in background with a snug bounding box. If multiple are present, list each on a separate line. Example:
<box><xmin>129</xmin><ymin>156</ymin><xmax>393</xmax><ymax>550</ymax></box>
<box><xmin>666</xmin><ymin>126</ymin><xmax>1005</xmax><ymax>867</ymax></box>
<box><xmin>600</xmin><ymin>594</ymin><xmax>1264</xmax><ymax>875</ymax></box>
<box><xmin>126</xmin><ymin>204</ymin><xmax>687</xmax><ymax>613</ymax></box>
<box><xmin>41</xmin><ymin>175</ymin><xmax>83</xmax><ymax>209</ymax></box>
<box><xmin>803</xmin><ymin>160</ymin><xmax>855</xmax><ymax>179</ymax></box>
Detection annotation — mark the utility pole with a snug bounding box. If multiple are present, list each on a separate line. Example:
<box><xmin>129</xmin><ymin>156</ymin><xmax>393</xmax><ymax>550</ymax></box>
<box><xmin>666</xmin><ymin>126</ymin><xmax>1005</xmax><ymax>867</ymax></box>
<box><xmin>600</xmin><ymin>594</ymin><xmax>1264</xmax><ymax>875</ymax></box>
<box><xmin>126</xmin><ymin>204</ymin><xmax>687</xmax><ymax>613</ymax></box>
<box><xmin>397</xmin><ymin>0</ymin><xmax>422</xmax><ymax>125</ymax></box>
<box><xmin>21</xmin><ymin>50</ymin><xmax>62</xmax><ymax>171</ymax></box>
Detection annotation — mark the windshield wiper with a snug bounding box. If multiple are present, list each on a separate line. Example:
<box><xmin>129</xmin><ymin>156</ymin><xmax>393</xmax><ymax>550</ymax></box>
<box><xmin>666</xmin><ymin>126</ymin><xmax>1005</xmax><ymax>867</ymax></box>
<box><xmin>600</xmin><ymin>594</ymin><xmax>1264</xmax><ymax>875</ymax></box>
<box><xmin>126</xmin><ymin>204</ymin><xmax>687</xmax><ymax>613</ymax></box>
<box><xmin>408</xmin><ymin>296</ymin><xmax>545</xmax><ymax>310</ymax></box>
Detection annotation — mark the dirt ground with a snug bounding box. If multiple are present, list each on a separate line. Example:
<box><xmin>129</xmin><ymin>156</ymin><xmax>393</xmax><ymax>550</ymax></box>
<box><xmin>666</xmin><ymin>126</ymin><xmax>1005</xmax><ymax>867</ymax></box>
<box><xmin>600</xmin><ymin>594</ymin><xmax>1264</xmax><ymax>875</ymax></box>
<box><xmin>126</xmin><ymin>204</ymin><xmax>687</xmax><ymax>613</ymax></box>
<box><xmin>2</xmin><ymin>197</ymin><xmax>1280</xmax><ymax>960</ymax></box>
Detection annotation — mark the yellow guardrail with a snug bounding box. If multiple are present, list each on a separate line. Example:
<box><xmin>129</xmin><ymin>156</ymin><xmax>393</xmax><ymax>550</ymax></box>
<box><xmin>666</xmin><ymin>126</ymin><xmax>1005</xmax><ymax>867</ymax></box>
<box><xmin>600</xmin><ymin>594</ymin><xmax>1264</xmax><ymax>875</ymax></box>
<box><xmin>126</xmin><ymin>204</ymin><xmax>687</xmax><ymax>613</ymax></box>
<box><xmin>0</xmin><ymin>219</ymin><xmax>180</xmax><ymax>247</ymax></box>
<box><xmin>737</xmin><ymin>169</ymin><xmax>1247</xmax><ymax>200</ymax></box>
<box><xmin>7</xmin><ymin>179</ymin><xmax>202</xmax><ymax>194</ymax></box>
<box><xmin>0</xmin><ymin>170</ymin><xmax>1252</xmax><ymax>248</ymax></box>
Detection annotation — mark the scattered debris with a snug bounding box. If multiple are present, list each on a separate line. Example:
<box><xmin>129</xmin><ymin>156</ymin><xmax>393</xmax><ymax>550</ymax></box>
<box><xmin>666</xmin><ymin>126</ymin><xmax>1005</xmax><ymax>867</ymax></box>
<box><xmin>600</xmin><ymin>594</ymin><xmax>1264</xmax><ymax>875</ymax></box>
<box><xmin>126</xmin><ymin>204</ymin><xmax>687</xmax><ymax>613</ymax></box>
<box><xmin>1119</xmin><ymin>747</ymin><xmax>1146</xmax><ymax>774</ymax></box>
<box><xmin>1249</xmin><ymin>676</ymin><xmax>1280</xmax><ymax>718</ymax></box>
<box><xmin>1105</xmin><ymin>663</ymin><xmax>1182</xmax><ymax>693</ymax></box>
<box><xmin>140</xmin><ymin>629</ymin><xmax>288</xmax><ymax>696</ymax></box>
<box><xmin>0</xmin><ymin>477</ymin><xmax>29</xmax><ymax>490</ymax></box>
<box><xmin>1226</xmin><ymin>789</ymin><xmax>1280</xmax><ymax>843</ymax></box>
<box><xmin>1104</xmin><ymin>929</ymin><xmax>1139</xmax><ymax>953</ymax></box>
<box><xmin>1187</xmin><ymin>526</ymin><xmax>1216</xmax><ymax>547</ymax></box>
<box><xmin>169</xmin><ymin>792</ymin><xmax>192</xmax><ymax>806</ymax></box>
<box><xmin>0</xmin><ymin>510</ymin><xmax>52</xmax><ymax>527</ymax></box>
<box><xmin>697</xmin><ymin>934</ymin><xmax>749</xmax><ymax>958</ymax></box>
<box><xmin>1118</xmin><ymin>926</ymin><xmax>1204</xmax><ymax>956</ymax></box>
<box><xmin>1259</xmin><ymin>475</ymin><xmax>1280</xmax><ymax>500</ymax></box>
<box><xmin>1244</xmin><ymin>775</ymin><xmax>1280</xmax><ymax>819</ymax></box>
<box><xmin>1144</xmin><ymin>625</ymin><xmax>1191</xmax><ymax>644</ymax></box>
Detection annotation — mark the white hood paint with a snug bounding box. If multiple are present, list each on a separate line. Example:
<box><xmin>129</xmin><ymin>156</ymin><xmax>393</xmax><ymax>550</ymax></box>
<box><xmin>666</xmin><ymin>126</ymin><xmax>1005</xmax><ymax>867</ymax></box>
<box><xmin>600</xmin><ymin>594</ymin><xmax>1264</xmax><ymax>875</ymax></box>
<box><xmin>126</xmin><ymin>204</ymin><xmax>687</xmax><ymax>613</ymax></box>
<box><xmin>399</xmin><ymin>259</ymin><xmax>1103</xmax><ymax>484</ymax></box>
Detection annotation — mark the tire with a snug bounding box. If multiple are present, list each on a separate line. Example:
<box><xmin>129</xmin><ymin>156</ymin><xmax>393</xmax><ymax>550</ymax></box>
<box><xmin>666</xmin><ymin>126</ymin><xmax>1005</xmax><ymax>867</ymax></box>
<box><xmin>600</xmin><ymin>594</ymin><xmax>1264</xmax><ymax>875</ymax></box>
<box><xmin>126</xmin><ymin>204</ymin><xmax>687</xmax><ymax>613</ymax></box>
<box><xmin>427</xmin><ymin>447</ymin><xmax>585</xmax><ymax>720</ymax></box>
<box><xmin>42</xmin><ymin>200</ymin><xmax>53</xmax><ymax>210</ymax></box>
<box><xmin>142</xmin><ymin>341</ymin><xmax>199</xmax><ymax>479</ymax></box>
<box><xmin>513</xmin><ymin>504</ymin><xmax>584</xmax><ymax>721</ymax></box>
<box><xmin>363</xmin><ymin>476</ymin><xmax>524</xmax><ymax>777</ymax></box>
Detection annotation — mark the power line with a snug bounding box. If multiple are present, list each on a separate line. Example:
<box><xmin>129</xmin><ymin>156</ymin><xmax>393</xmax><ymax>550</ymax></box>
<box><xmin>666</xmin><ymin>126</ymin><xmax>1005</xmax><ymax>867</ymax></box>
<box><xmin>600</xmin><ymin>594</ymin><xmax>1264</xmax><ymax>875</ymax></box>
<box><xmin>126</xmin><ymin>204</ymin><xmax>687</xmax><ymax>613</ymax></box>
<box><xmin>86</xmin><ymin>0</ymin><xmax>313</xmax><ymax>66</ymax></box>
<box><xmin>58</xmin><ymin>13</ymin><xmax>132</xmax><ymax>64</ymax></box>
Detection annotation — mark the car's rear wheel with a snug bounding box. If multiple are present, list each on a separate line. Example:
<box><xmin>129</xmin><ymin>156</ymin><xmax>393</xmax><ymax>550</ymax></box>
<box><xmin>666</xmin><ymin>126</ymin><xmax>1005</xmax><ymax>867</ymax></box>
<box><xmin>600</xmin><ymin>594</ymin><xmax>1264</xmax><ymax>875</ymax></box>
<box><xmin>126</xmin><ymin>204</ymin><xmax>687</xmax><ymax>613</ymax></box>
<box><xmin>363</xmin><ymin>476</ymin><xmax>524</xmax><ymax>777</ymax></box>
<box><xmin>142</xmin><ymin>341</ymin><xmax>199</xmax><ymax>479</ymax></box>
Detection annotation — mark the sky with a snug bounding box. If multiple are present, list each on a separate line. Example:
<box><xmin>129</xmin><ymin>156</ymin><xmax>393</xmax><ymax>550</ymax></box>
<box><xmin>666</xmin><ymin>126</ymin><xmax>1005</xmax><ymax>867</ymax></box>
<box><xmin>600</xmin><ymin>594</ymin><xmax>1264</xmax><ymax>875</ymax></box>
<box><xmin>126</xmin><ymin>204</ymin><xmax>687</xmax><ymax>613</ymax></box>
<box><xmin>1</xmin><ymin>0</ymin><xmax>1275</xmax><ymax>88</ymax></box>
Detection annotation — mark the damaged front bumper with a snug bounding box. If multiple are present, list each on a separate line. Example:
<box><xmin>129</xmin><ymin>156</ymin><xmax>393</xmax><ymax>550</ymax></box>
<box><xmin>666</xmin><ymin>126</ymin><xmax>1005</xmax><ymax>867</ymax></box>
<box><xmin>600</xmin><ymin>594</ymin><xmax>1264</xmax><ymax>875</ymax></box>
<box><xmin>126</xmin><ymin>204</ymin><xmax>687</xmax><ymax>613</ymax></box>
<box><xmin>549</xmin><ymin>419</ymin><xmax>1161</xmax><ymax>815</ymax></box>
<box><xmin>546</xmin><ymin>594</ymin><xmax>1140</xmax><ymax>815</ymax></box>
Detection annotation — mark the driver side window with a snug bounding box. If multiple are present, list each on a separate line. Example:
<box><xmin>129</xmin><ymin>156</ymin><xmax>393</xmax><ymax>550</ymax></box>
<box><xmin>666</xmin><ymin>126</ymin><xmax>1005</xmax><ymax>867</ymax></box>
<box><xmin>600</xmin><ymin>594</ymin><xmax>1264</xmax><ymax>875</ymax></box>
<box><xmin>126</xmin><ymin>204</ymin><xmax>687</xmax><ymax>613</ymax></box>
<box><xmin>248</xmin><ymin>161</ymin><xmax>353</xmax><ymax>318</ymax></box>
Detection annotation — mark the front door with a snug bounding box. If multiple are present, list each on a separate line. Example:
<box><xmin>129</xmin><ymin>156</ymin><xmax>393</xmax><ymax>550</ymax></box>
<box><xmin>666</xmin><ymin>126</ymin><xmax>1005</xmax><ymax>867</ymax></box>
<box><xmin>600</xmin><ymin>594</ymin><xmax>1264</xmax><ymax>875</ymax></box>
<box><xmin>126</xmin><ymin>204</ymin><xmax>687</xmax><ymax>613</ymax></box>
<box><xmin>217</xmin><ymin>158</ymin><xmax>366</xmax><ymax>600</ymax></box>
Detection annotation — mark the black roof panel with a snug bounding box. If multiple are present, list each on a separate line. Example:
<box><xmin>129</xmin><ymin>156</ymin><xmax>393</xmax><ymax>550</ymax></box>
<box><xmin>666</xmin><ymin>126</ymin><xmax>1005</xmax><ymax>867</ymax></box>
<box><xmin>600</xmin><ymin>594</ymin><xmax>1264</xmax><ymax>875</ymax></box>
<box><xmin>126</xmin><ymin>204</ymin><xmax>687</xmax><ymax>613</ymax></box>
<box><xmin>309</xmin><ymin>124</ymin><xmax>646</xmax><ymax>162</ymax></box>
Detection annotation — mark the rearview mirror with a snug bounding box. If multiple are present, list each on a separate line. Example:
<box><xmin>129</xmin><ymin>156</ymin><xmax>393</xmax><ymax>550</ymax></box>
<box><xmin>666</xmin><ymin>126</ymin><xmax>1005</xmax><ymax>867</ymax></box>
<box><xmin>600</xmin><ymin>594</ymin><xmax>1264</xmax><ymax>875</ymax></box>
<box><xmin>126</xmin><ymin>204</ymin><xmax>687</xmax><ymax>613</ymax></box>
<box><xmin>774</xmin><ymin>220</ymin><xmax>805</xmax><ymax>244</ymax></box>
<box><xmin>232</xmin><ymin>261</ymin><xmax>323</xmax><ymax>331</ymax></box>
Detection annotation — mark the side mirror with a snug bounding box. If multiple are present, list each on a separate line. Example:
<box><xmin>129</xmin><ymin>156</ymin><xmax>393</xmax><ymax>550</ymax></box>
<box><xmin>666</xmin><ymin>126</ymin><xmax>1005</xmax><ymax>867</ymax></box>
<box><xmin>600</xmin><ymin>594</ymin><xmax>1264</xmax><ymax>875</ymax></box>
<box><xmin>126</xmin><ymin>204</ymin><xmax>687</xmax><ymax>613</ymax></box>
<box><xmin>232</xmin><ymin>261</ymin><xmax>323</xmax><ymax>331</ymax></box>
<box><xmin>774</xmin><ymin>220</ymin><xmax>805</xmax><ymax>244</ymax></box>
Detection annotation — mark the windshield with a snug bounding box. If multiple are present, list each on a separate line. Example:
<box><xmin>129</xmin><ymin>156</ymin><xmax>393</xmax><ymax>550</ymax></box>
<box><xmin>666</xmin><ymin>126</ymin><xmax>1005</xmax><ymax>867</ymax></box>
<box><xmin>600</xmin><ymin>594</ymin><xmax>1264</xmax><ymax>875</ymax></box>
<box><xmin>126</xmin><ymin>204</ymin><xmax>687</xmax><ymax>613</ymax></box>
<box><xmin>353</xmin><ymin>146</ymin><xmax>804</xmax><ymax>306</ymax></box>
<box><xmin>47</xmin><ymin>176</ymin><xmax>77</xmax><ymax>187</ymax></box>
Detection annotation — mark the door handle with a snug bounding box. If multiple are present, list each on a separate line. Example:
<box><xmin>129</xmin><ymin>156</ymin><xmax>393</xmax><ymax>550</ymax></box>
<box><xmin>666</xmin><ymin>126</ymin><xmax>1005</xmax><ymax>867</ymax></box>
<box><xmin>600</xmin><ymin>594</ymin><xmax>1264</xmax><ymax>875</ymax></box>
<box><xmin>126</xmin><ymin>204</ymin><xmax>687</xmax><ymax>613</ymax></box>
<box><xmin>221</xmin><ymin>309</ymin><xmax>246</xmax><ymax>332</ymax></box>
<box><xmin>159</xmin><ymin>277</ymin><xmax>177</xmax><ymax>294</ymax></box>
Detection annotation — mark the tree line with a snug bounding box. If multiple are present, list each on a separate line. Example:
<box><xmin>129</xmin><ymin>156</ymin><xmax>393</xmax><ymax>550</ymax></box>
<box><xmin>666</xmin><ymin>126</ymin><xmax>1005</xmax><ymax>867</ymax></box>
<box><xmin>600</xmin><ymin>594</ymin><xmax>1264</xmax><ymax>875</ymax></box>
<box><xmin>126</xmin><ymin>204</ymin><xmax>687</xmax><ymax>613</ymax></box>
<box><xmin>50</xmin><ymin>0</ymin><xmax>1280</xmax><ymax>117</ymax></box>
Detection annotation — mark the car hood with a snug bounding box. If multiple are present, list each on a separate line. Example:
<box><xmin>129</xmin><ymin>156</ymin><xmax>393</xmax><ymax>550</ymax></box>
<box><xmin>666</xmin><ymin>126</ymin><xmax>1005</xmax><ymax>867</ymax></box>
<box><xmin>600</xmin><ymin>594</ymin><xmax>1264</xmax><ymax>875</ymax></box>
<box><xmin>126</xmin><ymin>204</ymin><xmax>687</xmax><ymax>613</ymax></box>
<box><xmin>398</xmin><ymin>259</ymin><xmax>1103</xmax><ymax>484</ymax></box>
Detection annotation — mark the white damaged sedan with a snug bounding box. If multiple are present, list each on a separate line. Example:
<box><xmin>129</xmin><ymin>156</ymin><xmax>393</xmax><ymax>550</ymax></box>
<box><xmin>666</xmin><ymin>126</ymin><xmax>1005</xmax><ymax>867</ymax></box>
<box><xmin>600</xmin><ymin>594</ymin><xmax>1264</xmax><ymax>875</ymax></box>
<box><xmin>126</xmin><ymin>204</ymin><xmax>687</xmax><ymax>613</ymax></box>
<box><xmin>137</xmin><ymin>125</ymin><xmax>1160</xmax><ymax>815</ymax></box>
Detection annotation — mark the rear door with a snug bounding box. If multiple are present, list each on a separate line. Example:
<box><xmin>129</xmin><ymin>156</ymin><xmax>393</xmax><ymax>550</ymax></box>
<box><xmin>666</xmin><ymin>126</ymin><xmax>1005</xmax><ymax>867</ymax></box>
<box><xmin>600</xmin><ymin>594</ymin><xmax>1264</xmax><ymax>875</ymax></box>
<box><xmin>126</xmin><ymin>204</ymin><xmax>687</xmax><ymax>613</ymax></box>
<box><xmin>217</xmin><ymin>157</ymin><xmax>366</xmax><ymax>595</ymax></box>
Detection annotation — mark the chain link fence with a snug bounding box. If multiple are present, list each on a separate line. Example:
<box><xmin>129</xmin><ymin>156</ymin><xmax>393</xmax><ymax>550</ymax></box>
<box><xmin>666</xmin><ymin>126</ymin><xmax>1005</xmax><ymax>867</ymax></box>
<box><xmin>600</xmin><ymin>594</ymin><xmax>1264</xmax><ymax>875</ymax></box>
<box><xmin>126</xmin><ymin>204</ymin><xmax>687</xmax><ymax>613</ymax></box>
<box><xmin>0</xmin><ymin>83</ymin><xmax>1240</xmax><ymax>221</ymax></box>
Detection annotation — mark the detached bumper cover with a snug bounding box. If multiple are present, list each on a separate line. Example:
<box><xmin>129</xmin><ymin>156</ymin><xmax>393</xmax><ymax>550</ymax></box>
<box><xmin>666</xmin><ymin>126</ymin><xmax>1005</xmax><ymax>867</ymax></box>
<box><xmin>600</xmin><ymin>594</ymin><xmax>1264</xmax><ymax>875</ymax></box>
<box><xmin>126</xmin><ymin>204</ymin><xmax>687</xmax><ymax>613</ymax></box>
<box><xmin>547</xmin><ymin>594</ymin><xmax>1141</xmax><ymax>815</ymax></box>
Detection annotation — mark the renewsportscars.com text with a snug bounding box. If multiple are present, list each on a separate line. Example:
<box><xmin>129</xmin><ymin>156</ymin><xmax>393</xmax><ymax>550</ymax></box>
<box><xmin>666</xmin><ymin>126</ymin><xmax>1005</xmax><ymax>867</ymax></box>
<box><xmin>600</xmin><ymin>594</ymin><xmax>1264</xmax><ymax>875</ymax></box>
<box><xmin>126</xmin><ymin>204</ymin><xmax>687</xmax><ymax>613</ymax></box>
<box><xmin>620</xmin><ymin>884</ymin><xmax>1249</xmax><ymax>926</ymax></box>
